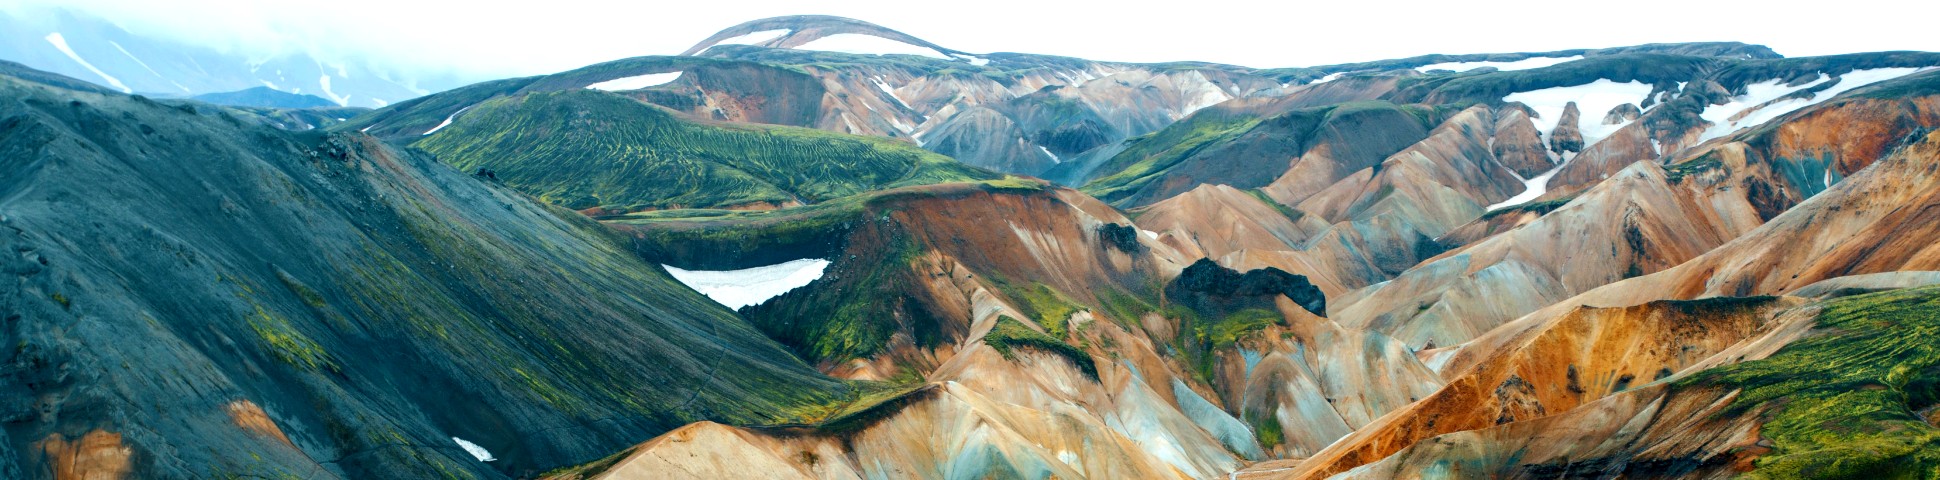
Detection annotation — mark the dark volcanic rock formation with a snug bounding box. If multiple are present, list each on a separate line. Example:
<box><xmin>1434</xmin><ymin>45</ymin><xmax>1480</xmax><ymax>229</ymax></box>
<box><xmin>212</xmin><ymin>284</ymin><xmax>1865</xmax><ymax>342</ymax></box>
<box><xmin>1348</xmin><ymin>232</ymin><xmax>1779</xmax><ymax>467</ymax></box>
<box><xmin>1168</xmin><ymin>258</ymin><xmax>1327</xmax><ymax>317</ymax></box>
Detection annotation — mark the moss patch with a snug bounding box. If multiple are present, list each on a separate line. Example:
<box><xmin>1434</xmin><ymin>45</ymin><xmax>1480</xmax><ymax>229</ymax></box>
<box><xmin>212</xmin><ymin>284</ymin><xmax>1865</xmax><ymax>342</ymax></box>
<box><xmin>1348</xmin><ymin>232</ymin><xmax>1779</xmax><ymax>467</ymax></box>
<box><xmin>244</xmin><ymin>305</ymin><xmax>337</xmax><ymax>373</ymax></box>
<box><xmin>1680</xmin><ymin>286</ymin><xmax>1940</xmax><ymax>478</ymax></box>
<box><xmin>984</xmin><ymin>316</ymin><xmax>1099</xmax><ymax>381</ymax></box>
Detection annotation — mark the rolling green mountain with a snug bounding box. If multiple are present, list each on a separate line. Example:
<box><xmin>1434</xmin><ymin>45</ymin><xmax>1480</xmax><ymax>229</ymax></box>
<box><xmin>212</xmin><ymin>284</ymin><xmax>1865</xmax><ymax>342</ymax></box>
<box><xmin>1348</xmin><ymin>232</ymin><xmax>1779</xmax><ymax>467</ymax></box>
<box><xmin>410</xmin><ymin>88</ymin><xmax>993</xmax><ymax>212</ymax></box>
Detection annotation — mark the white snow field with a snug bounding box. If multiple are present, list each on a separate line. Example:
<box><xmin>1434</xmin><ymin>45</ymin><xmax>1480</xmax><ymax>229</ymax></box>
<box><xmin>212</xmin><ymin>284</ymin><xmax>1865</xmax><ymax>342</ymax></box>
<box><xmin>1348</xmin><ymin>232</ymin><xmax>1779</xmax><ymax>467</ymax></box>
<box><xmin>586</xmin><ymin>72</ymin><xmax>684</xmax><ymax>91</ymax></box>
<box><xmin>1417</xmin><ymin>55</ymin><xmax>1582</xmax><ymax>73</ymax></box>
<box><xmin>714</xmin><ymin>29</ymin><xmax>791</xmax><ymax>47</ymax></box>
<box><xmin>452</xmin><ymin>437</ymin><xmax>495</xmax><ymax>462</ymax></box>
<box><xmin>1698</xmin><ymin>67</ymin><xmax>1931</xmax><ymax>143</ymax></box>
<box><xmin>422</xmin><ymin>105</ymin><xmax>473</xmax><ymax>136</ymax></box>
<box><xmin>663</xmin><ymin>259</ymin><xmax>832</xmax><ymax>309</ymax></box>
<box><xmin>1486</xmin><ymin>79</ymin><xmax>1652</xmax><ymax>211</ymax></box>
<box><xmin>1503</xmin><ymin>79</ymin><xmax>1655</xmax><ymax>152</ymax></box>
<box><xmin>44</xmin><ymin>32</ymin><xmax>132</xmax><ymax>93</ymax></box>
<box><xmin>1485</xmin><ymin>167</ymin><xmax>1561</xmax><ymax>212</ymax></box>
<box><xmin>793</xmin><ymin>34</ymin><xmax>951</xmax><ymax>59</ymax></box>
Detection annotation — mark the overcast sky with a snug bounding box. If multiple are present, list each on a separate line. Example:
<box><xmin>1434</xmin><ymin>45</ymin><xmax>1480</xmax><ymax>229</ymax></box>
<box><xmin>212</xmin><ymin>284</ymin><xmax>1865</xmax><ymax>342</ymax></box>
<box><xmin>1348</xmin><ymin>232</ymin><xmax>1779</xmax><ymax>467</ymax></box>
<box><xmin>11</xmin><ymin>0</ymin><xmax>1940</xmax><ymax>79</ymax></box>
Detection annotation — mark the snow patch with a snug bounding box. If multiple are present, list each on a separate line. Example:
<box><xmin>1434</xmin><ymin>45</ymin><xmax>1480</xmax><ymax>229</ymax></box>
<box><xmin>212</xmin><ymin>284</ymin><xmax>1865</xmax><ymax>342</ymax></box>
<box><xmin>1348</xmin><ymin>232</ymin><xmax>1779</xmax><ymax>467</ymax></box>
<box><xmin>1485</xmin><ymin>161</ymin><xmax>1562</xmax><ymax>212</ymax></box>
<box><xmin>1179</xmin><ymin>81</ymin><xmax>1232</xmax><ymax>117</ymax></box>
<box><xmin>44</xmin><ymin>32</ymin><xmax>131</xmax><ymax>93</ymax></box>
<box><xmin>1416</xmin><ymin>55</ymin><xmax>1582</xmax><ymax>73</ymax></box>
<box><xmin>318</xmin><ymin>75</ymin><xmax>350</xmax><ymax>106</ymax></box>
<box><xmin>1503</xmin><ymin>79</ymin><xmax>1653</xmax><ymax>153</ymax></box>
<box><xmin>952</xmin><ymin>53</ymin><xmax>990</xmax><ymax>66</ymax></box>
<box><xmin>1309</xmin><ymin>72</ymin><xmax>1345</xmax><ymax>85</ymax></box>
<box><xmin>871</xmin><ymin>76</ymin><xmax>913</xmax><ymax>109</ymax></box>
<box><xmin>663</xmin><ymin>259</ymin><xmax>831</xmax><ymax>309</ymax></box>
<box><xmin>713</xmin><ymin>29</ymin><xmax>791</xmax><ymax>47</ymax></box>
<box><xmin>793</xmin><ymin>34</ymin><xmax>950</xmax><ymax>59</ymax></box>
<box><xmin>1697</xmin><ymin>67</ymin><xmax>1930</xmax><ymax>143</ymax></box>
<box><xmin>108</xmin><ymin>40</ymin><xmax>188</xmax><ymax>93</ymax></box>
<box><xmin>422</xmin><ymin>105</ymin><xmax>473</xmax><ymax>136</ymax></box>
<box><xmin>587</xmin><ymin>72</ymin><xmax>683</xmax><ymax>91</ymax></box>
<box><xmin>1038</xmin><ymin>145</ymin><xmax>1062</xmax><ymax>164</ymax></box>
<box><xmin>452</xmin><ymin>437</ymin><xmax>494</xmax><ymax>462</ymax></box>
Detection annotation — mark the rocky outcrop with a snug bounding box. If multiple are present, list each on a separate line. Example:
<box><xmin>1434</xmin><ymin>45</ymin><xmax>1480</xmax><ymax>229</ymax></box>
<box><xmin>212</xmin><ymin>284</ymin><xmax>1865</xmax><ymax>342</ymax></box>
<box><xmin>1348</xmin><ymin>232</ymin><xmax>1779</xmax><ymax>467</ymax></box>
<box><xmin>1491</xmin><ymin>107</ymin><xmax>1553</xmax><ymax>177</ymax></box>
<box><xmin>1168</xmin><ymin>259</ymin><xmax>1326</xmax><ymax>317</ymax></box>
<box><xmin>1603</xmin><ymin>102</ymin><xmax>1642</xmax><ymax>124</ymax></box>
<box><xmin>1548</xmin><ymin>101</ymin><xmax>1584</xmax><ymax>154</ymax></box>
<box><xmin>1097</xmin><ymin>223</ymin><xmax>1143</xmax><ymax>253</ymax></box>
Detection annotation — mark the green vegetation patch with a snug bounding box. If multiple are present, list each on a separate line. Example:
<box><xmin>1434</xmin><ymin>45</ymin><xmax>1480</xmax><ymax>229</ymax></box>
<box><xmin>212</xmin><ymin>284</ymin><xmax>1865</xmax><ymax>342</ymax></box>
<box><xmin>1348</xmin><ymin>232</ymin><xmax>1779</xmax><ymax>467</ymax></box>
<box><xmin>244</xmin><ymin>305</ymin><xmax>338</xmax><ymax>373</ymax></box>
<box><xmin>1197</xmin><ymin>308</ymin><xmax>1282</xmax><ymax>351</ymax></box>
<box><xmin>1664</xmin><ymin>152</ymin><xmax>1725</xmax><ymax>183</ymax></box>
<box><xmin>1082</xmin><ymin>110</ymin><xmax>1265</xmax><ymax>200</ymax></box>
<box><xmin>414</xmin><ymin>89</ymin><xmax>992</xmax><ymax>211</ymax></box>
<box><xmin>1244</xmin><ymin>188</ymin><xmax>1306</xmax><ymax>222</ymax></box>
<box><xmin>1251</xmin><ymin>413</ymin><xmax>1285</xmax><ymax>451</ymax></box>
<box><xmin>1679</xmin><ymin>286</ymin><xmax>1940</xmax><ymax>478</ymax></box>
<box><xmin>984</xmin><ymin>316</ymin><xmax>1099</xmax><ymax>381</ymax></box>
<box><xmin>988</xmin><ymin>280</ymin><xmax>1085</xmax><ymax>337</ymax></box>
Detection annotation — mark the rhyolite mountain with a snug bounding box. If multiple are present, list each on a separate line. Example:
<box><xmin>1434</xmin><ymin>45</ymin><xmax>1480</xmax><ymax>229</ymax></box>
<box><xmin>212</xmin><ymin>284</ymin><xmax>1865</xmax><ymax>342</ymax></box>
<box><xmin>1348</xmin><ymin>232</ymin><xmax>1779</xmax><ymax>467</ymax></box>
<box><xmin>7</xmin><ymin>12</ymin><xmax>1940</xmax><ymax>480</ymax></box>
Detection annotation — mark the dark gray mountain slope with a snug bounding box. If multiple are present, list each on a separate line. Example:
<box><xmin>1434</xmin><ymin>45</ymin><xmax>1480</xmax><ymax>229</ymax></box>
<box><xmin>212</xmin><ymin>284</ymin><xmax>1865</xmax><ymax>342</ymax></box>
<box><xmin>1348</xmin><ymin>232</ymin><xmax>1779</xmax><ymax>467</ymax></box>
<box><xmin>0</xmin><ymin>68</ymin><xmax>847</xmax><ymax>478</ymax></box>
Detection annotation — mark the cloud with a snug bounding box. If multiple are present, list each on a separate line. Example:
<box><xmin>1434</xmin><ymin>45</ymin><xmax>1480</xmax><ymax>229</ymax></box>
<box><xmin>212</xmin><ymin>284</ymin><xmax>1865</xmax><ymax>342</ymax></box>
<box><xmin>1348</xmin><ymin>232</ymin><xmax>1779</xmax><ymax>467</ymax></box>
<box><xmin>16</xmin><ymin>0</ymin><xmax>1940</xmax><ymax>82</ymax></box>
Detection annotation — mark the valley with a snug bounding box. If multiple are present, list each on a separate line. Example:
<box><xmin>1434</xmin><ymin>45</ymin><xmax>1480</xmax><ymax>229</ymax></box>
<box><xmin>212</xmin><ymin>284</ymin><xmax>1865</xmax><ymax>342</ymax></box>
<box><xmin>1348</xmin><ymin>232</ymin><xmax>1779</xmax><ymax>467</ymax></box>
<box><xmin>3</xmin><ymin>10</ymin><xmax>1939</xmax><ymax>480</ymax></box>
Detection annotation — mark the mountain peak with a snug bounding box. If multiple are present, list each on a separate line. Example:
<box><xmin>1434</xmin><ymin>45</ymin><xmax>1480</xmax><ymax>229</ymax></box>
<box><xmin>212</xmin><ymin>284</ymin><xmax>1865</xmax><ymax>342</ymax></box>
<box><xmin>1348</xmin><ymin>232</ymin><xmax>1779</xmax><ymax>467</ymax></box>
<box><xmin>680</xmin><ymin>15</ymin><xmax>967</xmax><ymax>59</ymax></box>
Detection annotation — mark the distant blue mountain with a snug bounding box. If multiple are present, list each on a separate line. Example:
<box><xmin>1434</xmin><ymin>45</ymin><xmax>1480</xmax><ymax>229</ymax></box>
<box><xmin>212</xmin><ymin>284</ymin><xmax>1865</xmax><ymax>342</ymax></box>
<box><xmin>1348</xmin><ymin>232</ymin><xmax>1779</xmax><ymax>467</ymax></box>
<box><xmin>192</xmin><ymin>86</ymin><xmax>339</xmax><ymax>109</ymax></box>
<box><xmin>0</xmin><ymin>8</ymin><xmax>477</xmax><ymax>107</ymax></box>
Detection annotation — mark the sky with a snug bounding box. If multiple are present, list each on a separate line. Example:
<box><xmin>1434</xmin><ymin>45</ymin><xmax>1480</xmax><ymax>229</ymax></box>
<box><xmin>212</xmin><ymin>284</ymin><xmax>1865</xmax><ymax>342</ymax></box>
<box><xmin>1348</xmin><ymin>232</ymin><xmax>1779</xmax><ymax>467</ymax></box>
<box><xmin>9</xmin><ymin>0</ymin><xmax>1940</xmax><ymax>79</ymax></box>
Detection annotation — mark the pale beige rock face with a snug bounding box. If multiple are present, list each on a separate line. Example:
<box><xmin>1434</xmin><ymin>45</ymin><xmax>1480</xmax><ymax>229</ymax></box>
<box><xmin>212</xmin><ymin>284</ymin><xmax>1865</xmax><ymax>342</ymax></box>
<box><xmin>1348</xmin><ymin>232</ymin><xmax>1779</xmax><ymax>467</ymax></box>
<box><xmin>1138</xmin><ymin>184</ymin><xmax>1331</xmax><ymax>260</ymax></box>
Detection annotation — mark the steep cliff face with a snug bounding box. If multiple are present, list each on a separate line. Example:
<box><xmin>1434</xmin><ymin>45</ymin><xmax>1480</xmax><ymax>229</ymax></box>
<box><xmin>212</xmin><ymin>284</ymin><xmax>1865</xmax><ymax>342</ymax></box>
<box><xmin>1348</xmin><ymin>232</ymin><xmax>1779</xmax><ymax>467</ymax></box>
<box><xmin>0</xmin><ymin>74</ymin><xmax>851</xmax><ymax>478</ymax></box>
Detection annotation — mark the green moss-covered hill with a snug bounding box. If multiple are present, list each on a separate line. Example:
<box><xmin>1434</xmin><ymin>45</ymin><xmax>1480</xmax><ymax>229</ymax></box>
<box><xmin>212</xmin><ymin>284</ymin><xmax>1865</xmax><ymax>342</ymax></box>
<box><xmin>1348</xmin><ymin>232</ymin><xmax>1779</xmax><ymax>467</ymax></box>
<box><xmin>412</xmin><ymin>89</ymin><xmax>991</xmax><ymax>212</ymax></box>
<box><xmin>1679</xmin><ymin>285</ymin><xmax>1940</xmax><ymax>478</ymax></box>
